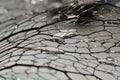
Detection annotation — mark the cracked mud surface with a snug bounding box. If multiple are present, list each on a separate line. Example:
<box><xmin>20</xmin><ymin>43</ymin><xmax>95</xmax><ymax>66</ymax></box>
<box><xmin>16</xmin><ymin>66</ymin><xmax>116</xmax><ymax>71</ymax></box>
<box><xmin>0</xmin><ymin>0</ymin><xmax>120</xmax><ymax>80</ymax></box>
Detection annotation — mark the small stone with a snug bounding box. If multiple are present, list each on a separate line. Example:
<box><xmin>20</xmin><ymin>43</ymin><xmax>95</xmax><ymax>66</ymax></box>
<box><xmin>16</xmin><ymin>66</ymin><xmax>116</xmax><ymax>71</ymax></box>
<box><xmin>45</xmin><ymin>37</ymin><xmax>64</xmax><ymax>44</ymax></box>
<box><xmin>54</xmin><ymin>32</ymin><xmax>67</xmax><ymax>38</ymax></box>
<box><xmin>98</xmin><ymin>57</ymin><xmax>117</xmax><ymax>65</ymax></box>
<box><xmin>40</xmin><ymin>47</ymin><xmax>64</xmax><ymax>54</ymax></box>
<box><xmin>53</xmin><ymin>29</ymin><xmax>77</xmax><ymax>38</ymax></box>
<box><xmin>106</xmin><ymin>57</ymin><xmax>115</xmax><ymax>63</ymax></box>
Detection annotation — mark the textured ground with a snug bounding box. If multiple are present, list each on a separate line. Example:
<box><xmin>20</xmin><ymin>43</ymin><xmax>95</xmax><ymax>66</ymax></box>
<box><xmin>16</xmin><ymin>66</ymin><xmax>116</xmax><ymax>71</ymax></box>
<box><xmin>0</xmin><ymin>0</ymin><xmax>120</xmax><ymax>80</ymax></box>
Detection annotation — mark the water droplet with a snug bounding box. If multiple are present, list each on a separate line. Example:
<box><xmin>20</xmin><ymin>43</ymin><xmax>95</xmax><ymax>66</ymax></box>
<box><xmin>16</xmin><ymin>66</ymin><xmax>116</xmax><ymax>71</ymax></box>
<box><xmin>94</xmin><ymin>45</ymin><xmax>98</xmax><ymax>48</ymax></box>
<box><xmin>14</xmin><ymin>25</ymin><xmax>18</xmax><ymax>29</ymax></box>
<box><xmin>17</xmin><ymin>78</ymin><xmax>21</xmax><ymax>80</ymax></box>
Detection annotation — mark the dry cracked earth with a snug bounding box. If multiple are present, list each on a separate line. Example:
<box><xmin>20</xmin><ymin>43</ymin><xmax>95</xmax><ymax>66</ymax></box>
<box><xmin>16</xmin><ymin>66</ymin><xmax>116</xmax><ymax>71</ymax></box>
<box><xmin>0</xmin><ymin>0</ymin><xmax>120</xmax><ymax>80</ymax></box>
